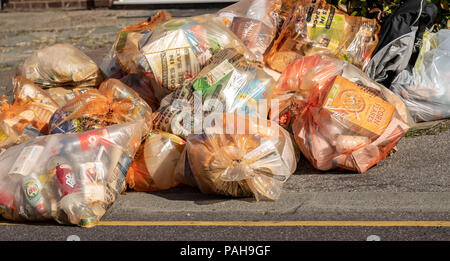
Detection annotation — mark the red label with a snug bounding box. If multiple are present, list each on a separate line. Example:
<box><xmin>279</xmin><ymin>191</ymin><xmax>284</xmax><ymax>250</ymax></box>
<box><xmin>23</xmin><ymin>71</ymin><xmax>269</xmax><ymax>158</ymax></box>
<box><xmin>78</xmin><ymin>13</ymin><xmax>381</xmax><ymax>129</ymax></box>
<box><xmin>56</xmin><ymin>164</ymin><xmax>78</xmax><ymax>196</ymax></box>
<box><xmin>78</xmin><ymin>128</ymin><xmax>111</xmax><ymax>151</ymax></box>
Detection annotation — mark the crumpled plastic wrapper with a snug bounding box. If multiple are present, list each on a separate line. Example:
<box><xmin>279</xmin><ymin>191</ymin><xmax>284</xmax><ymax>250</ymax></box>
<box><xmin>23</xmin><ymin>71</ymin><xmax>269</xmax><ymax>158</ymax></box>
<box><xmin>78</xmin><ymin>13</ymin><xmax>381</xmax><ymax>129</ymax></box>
<box><xmin>264</xmin><ymin>0</ymin><xmax>379</xmax><ymax>73</ymax></box>
<box><xmin>270</xmin><ymin>55</ymin><xmax>410</xmax><ymax>173</ymax></box>
<box><xmin>218</xmin><ymin>0</ymin><xmax>282</xmax><ymax>61</ymax></box>
<box><xmin>0</xmin><ymin>76</ymin><xmax>60</xmax><ymax>150</ymax></box>
<box><xmin>48</xmin><ymin>78</ymin><xmax>153</xmax><ymax>137</ymax></box>
<box><xmin>17</xmin><ymin>44</ymin><xmax>103</xmax><ymax>88</ymax></box>
<box><xmin>0</xmin><ymin>120</ymin><xmax>144</xmax><ymax>228</ymax></box>
<box><xmin>153</xmin><ymin>48</ymin><xmax>275</xmax><ymax>138</ymax></box>
<box><xmin>177</xmin><ymin>113</ymin><xmax>297</xmax><ymax>201</ymax></box>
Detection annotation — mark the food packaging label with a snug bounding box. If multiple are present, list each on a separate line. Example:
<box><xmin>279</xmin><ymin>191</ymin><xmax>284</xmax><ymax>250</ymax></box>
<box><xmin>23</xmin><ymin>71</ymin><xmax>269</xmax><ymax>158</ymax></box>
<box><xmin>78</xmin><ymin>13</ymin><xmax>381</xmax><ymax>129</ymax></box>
<box><xmin>306</xmin><ymin>6</ymin><xmax>345</xmax><ymax>52</ymax></box>
<box><xmin>80</xmin><ymin>162</ymin><xmax>105</xmax><ymax>203</ymax></box>
<box><xmin>322</xmin><ymin>76</ymin><xmax>394</xmax><ymax>137</ymax></box>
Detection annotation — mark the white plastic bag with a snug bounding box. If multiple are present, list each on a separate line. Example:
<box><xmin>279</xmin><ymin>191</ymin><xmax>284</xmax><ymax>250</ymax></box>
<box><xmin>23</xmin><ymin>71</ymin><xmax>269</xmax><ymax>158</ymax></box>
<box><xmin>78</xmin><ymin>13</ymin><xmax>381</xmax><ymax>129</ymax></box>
<box><xmin>391</xmin><ymin>29</ymin><xmax>450</xmax><ymax>122</ymax></box>
<box><xmin>0</xmin><ymin>121</ymin><xmax>144</xmax><ymax>227</ymax></box>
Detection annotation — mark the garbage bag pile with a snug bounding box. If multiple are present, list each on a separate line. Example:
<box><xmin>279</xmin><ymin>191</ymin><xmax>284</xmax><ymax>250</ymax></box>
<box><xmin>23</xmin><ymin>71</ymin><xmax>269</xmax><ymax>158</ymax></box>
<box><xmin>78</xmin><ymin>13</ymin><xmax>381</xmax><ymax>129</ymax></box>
<box><xmin>0</xmin><ymin>0</ymin><xmax>448</xmax><ymax>227</ymax></box>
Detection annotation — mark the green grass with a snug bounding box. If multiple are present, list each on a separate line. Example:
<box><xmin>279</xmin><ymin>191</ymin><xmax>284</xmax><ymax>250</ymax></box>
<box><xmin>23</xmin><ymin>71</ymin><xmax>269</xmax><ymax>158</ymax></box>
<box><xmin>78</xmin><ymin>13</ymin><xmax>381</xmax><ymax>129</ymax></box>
<box><xmin>405</xmin><ymin>120</ymin><xmax>450</xmax><ymax>138</ymax></box>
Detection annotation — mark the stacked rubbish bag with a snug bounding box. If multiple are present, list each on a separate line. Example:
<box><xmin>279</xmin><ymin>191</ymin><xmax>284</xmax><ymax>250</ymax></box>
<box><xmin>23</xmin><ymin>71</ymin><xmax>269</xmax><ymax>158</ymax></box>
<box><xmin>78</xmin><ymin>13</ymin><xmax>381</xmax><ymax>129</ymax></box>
<box><xmin>0</xmin><ymin>0</ymin><xmax>448</xmax><ymax>228</ymax></box>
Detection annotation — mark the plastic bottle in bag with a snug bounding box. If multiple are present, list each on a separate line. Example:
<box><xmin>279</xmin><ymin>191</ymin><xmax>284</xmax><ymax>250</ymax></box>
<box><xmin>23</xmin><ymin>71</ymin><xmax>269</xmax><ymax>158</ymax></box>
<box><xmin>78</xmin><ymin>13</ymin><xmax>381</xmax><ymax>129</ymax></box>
<box><xmin>0</xmin><ymin>120</ymin><xmax>144</xmax><ymax>227</ymax></box>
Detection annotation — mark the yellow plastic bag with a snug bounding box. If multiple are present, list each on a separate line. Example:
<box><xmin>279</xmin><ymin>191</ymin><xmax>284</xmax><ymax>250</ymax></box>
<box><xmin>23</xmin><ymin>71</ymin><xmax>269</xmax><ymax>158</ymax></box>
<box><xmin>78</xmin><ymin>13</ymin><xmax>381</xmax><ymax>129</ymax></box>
<box><xmin>265</xmin><ymin>0</ymin><xmax>379</xmax><ymax>72</ymax></box>
<box><xmin>18</xmin><ymin>44</ymin><xmax>103</xmax><ymax>88</ymax></box>
<box><xmin>153</xmin><ymin>48</ymin><xmax>275</xmax><ymax>138</ymax></box>
<box><xmin>180</xmin><ymin>113</ymin><xmax>297</xmax><ymax>201</ymax></box>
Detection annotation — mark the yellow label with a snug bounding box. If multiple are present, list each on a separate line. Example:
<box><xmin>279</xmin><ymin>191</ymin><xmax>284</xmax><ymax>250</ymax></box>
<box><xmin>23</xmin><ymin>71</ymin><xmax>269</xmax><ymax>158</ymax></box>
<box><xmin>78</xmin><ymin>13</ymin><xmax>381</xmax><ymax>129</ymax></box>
<box><xmin>0</xmin><ymin>126</ymin><xmax>8</xmax><ymax>143</ymax></box>
<box><xmin>306</xmin><ymin>7</ymin><xmax>345</xmax><ymax>52</ymax></box>
<box><xmin>323</xmin><ymin>76</ymin><xmax>394</xmax><ymax>137</ymax></box>
<box><xmin>148</xmin><ymin>130</ymin><xmax>186</xmax><ymax>145</ymax></box>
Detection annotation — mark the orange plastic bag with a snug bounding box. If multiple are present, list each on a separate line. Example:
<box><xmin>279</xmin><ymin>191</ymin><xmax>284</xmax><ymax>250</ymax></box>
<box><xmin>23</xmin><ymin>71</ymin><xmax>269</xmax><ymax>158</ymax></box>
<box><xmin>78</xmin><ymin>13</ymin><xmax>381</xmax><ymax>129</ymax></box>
<box><xmin>48</xmin><ymin>78</ymin><xmax>153</xmax><ymax>136</ymax></box>
<box><xmin>126</xmin><ymin>130</ymin><xmax>185</xmax><ymax>192</ymax></box>
<box><xmin>271</xmin><ymin>55</ymin><xmax>410</xmax><ymax>173</ymax></box>
<box><xmin>0</xmin><ymin>76</ymin><xmax>60</xmax><ymax>149</ymax></box>
<box><xmin>265</xmin><ymin>0</ymin><xmax>379</xmax><ymax>73</ymax></box>
<box><xmin>113</xmin><ymin>10</ymin><xmax>173</xmax><ymax>74</ymax></box>
<box><xmin>178</xmin><ymin>113</ymin><xmax>297</xmax><ymax>201</ymax></box>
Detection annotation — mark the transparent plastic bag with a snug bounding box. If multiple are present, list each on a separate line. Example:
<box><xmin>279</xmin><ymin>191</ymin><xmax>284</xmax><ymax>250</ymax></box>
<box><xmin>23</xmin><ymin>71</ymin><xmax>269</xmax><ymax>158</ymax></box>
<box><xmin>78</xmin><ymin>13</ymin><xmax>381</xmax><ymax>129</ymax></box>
<box><xmin>218</xmin><ymin>0</ymin><xmax>282</xmax><ymax>61</ymax></box>
<box><xmin>391</xmin><ymin>29</ymin><xmax>450</xmax><ymax>122</ymax></box>
<box><xmin>0</xmin><ymin>77</ymin><xmax>60</xmax><ymax>149</ymax></box>
<box><xmin>264</xmin><ymin>0</ymin><xmax>380</xmax><ymax>73</ymax></box>
<box><xmin>126</xmin><ymin>130</ymin><xmax>185</xmax><ymax>192</ymax></box>
<box><xmin>0</xmin><ymin>120</ymin><xmax>144</xmax><ymax>227</ymax></box>
<box><xmin>271</xmin><ymin>55</ymin><xmax>410</xmax><ymax>173</ymax></box>
<box><xmin>48</xmin><ymin>78</ymin><xmax>152</xmax><ymax>136</ymax></box>
<box><xmin>180</xmin><ymin>113</ymin><xmax>297</xmax><ymax>201</ymax></box>
<box><xmin>114</xmin><ymin>10</ymin><xmax>173</xmax><ymax>74</ymax></box>
<box><xmin>139</xmin><ymin>14</ymin><xmax>256</xmax><ymax>100</ymax></box>
<box><xmin>18</xmin><ymin>44</ymin><xmax>103</xmax><ymax>88</ymax></box>
<box><xmin>153</xmin><ymin>48</ymin><xmax>275</xmax><ymax>138</ymax></box>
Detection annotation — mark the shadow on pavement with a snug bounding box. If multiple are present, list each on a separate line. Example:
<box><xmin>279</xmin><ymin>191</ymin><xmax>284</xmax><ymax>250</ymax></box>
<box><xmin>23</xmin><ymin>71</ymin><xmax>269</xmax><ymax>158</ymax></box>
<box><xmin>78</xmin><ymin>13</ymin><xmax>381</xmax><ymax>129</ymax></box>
<box><xmin>294</xmin><ymin>155</ymin><xmax>357</xmax><ymax>176</ymax></box>
<box><xmin>145</xmin><ymin>186</ymin><xmax>256</xmax><ymax>205</ymax></box>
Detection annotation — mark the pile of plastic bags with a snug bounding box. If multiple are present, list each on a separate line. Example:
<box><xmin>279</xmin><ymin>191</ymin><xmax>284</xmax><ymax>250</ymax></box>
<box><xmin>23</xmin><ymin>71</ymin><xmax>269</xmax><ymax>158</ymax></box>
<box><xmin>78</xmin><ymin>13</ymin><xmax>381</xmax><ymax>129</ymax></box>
<box><xmin>0</xmin><ymin>0</ymin><xmax>448</xmax><ymax>228</ymax></box>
